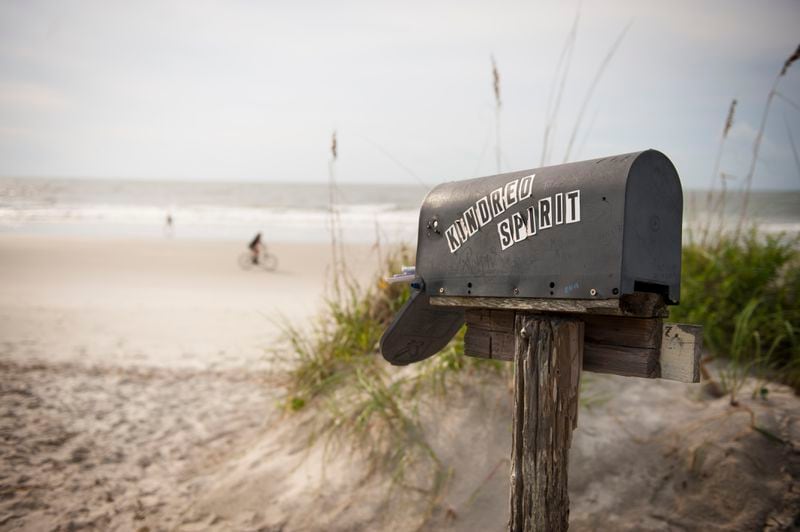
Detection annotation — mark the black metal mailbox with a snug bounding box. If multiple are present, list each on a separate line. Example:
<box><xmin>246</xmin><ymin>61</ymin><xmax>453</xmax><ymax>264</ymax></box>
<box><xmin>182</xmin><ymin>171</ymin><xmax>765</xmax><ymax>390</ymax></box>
<box><xmin>381</xmin><ymin>149</ymin><xmax>683</xmax><ymax>366</ymax></box>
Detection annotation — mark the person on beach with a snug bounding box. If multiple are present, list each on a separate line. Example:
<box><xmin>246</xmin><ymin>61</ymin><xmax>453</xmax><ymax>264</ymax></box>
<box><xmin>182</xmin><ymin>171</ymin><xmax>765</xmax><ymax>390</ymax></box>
<box><xmin>248</xmin><ymin>232</ymin><xmax>263</xmax><ymax>264</ymax></box>
<box><xmin>165</xmin><ymin>213</ymin><xmax>174</xmax><ymax>238</ymax></box>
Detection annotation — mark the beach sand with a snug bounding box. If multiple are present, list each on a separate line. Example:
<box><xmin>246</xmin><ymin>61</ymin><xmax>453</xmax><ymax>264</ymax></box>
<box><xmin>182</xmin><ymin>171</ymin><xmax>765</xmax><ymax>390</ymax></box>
<box><xmin>1</xmin><ymin>235</ymin><xmax>798</xmax><ymax>531</ymax></box>
<box><xmin>0</xmin><ymin>235</ymin><xmax>379</xmax><ymax>371</ymax></box>
<box><xmin>0</xmin><ymin>235</ymin><xmax>378</xmax><ymax>530</ymax></box>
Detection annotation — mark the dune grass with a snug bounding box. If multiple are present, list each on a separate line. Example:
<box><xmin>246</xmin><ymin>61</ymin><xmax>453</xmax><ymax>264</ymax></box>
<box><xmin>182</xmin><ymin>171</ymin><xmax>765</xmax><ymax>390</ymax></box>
<box><xmin>680</xmin><ymin>43</ymin><xmax>800</xmax><ymax>398</ymax></box>
<box><xmin>280</xmin><ymin>244</ymin><xmax>503</xmax><ymax>497</ymax></box>
<box><xmin>674</xmin><ymin>231</ymin><xmax>800</xmax><ymax>396</ymax></box>
<box><xmin>278</xmin><ymin>41</ymin><xmax>800</xmax><ymax>508</ymax></box>
<box><xmin>279</xmin><ymin>232</ymin><xmax>799</xmax><ymax>507</ymax></box>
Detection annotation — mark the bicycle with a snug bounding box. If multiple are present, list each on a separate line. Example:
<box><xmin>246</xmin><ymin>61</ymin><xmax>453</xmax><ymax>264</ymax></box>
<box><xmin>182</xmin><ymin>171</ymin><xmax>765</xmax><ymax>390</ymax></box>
<box><xmin>238</xmin><ymin>247</ymin><xmax>278</xmax><ymax>272</ymax></box>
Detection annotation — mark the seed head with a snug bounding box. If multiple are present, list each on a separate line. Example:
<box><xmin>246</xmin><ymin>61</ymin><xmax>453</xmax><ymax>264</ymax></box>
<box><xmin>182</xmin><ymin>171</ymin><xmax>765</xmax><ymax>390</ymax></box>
<box><xmin>780</xmin><ymin>44</ymin><xmax>800</xmax><ymax>77</ymax></box>
<box><xmin>723</xmin><ymin>99</ymin><xmax>737</xmax><ymax>138</ymax></box>
<box><xmin>491</xmin><ymin>55</ymin><xmax>501</xmax><ymax>108</ymax></box>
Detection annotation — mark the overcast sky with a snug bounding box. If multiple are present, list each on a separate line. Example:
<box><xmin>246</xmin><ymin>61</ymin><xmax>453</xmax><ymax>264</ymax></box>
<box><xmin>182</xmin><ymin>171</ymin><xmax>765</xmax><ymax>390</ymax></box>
<box><xmin>1</xmin><ymin>0</ymin><xmax>798</xmax><ymax>189</ymax></box>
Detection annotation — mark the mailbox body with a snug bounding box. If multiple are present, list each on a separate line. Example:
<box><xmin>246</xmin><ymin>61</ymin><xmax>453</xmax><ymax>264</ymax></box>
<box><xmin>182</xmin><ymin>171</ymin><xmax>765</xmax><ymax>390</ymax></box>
<box><xmin>380</xmin><ymin>149</ymin><xmax>683</xmax><ymax>366</ymax></box>
<box><xmin>416</xmin><ymin>150</ymin><xmax>682</xmax><ymax>304</ymax></box>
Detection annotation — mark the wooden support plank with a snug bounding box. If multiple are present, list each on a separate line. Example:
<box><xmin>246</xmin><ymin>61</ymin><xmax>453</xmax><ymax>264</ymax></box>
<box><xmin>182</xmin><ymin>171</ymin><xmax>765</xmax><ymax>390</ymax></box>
<box><xmin>466</xmin><ymin>309</ymin><xmax>663</xmax><ymax>349</ymax></box>
<box><xmin>432</xmin><ymin>292</ymin><xmax>668</xmax><ymax>318</ymax></box>
<box><xmin>464</xmin><ymin>309</ymin><xmax>519</xmax><ymax>361</ymax></box>
<box><xmin>464</xmin><ymin>308</ymin><xmax>516</xmax><ymax>331</ymax></box>
<box><xmin>464</xmin><ymin>328</ymin><xmax>514</xmax><ymax>361</ymax></box>
<box><xmin>660</xmin><ymin>323</ymin><xmax>702</xmax><ymax>383</ymax></box>
<box><xmin>509</xmin><ymin>315</ymin><xmax>582</xmax><ymax>532</ymax></box>
<box><xmin>463</xmin><ymin>326</ymin><xmax>491</xmax><ymax>357</ymax></box>
<box><xmin>463</xmin><ymin>309</ymin><xmax>702</xmax><ymax>383</ymax></box>
<box><xmin>583</xmin><ymin>344</ymin><xmax>659</xmax><ymax>378</ymax></box>
<box><xmin>582</xmin><ymin>314</ymin><xmax>661</xmax><ymax>349</ymax></box>
<box><xmin>435</xmin><ymin>295</ymin><xmax>618</xmax><ymax>313</ymax></box>
<box><xmin>466</xmin><ymin>323</ymin><xmax>658</xmax><ymax>379</ymax></box>
<box><xmin>492</xmin><ymin>335</ymin><xmax>515</xmax><ymax>362</ymax></box>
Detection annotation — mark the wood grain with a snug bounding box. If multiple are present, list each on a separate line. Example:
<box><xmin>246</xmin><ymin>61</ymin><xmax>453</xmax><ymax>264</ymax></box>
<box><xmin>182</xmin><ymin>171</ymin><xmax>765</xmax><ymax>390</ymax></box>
<box><xmin>464</xmin><ymin>309</ymin><xmax>702</xmax><ymax>383</ymax></box>
<box><xmin>464</xmin><ymin>328</ymin><xmax>515</xmax><ymax>361</ymax></box>
<box><xmin>509</xmin><ymin>315</ymin><xmax>582</xmax><ymax>532</ymax></box>
<box><xmin>582</xmin><ymin>314</ymin><xmax>661</xmax><ymax>349</ymax></box>
<box><xmin>432</xmin><ymin>292</ymin><xmax>668</xmax><ymax>318</ymax></box>
<box><xmin>660</xmin><ymin>323</ymin><xmax>702</xmax><ymax>383</ymax></box>
<box><xmin>583</xmin><ymin>344</ymin><xmax>659</xmax><ymax>378</ymax></box>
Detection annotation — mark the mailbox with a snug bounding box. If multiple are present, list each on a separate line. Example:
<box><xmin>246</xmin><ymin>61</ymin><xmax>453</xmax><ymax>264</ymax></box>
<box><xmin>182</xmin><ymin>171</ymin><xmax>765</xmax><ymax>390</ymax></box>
<box><xmin>381</xmin><ymin>150</ymin><xmax>683</xmax><ymax>366</ymax></box>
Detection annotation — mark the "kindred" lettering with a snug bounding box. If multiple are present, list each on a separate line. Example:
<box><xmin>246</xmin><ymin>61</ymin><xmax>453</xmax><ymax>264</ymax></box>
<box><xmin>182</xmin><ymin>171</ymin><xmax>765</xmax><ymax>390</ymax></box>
<box><xmin>444</xmin><ymin>174</ymin><xmax>582</xmax><ymax>253</ymax></box>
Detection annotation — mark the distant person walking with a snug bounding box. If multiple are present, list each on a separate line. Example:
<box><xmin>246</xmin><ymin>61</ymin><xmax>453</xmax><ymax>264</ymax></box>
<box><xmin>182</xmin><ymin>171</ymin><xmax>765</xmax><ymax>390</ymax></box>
<box><xmin>164</xmin><ymin>212</ymin><xmax>174</xmax><ymax>238</ymax></box>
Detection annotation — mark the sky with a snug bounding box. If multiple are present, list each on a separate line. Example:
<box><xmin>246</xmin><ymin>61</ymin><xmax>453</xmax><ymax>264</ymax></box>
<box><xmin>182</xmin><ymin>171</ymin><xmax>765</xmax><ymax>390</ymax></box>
<box><xmin>0</xmin><ymin>0</ymin><xmax>799</xmax><ymax>189</ymax></box>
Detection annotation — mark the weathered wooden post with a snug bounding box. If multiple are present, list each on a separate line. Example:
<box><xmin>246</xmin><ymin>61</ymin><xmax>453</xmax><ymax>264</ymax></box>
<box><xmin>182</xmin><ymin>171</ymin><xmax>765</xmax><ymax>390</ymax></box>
<box><xmin>380</xmin><ymin>150</ymin><xmax>702</xmax><ymax>532</ymax></box>
<box><xmin>508</xmin><ymin>315</ymin><xmax>582</xmax><ymax>531</ymax></box>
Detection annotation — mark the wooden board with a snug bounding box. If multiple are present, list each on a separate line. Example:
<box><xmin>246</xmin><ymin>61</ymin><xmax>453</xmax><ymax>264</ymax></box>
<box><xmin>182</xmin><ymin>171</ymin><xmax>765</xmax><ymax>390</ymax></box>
<box><xmin>433</xmin><ymin>291</ymin><xmax>668</xmax><ymax>318</ymax></box>
<box><xmin>582</xmin><ymin>314</ymin><xmax>661</xmax><ymax>349</ymax></box>
<box><xmin>464</xmin><ymin>329</ymin><xmax>515</xmax><ymax>361</ymax></box>
<box><xmin>583</xmin><ymin>344</ymin><xmax>659</xmax><ymax>378</ymax></box>
<box><xmin>463</xmin><ymin>308</ymin><xmax>701</xmax><ymax>383</ymax></box>
<box><xmin>660</xmin><ymin>323</ymin><xmax>703</xmax><ymax>383</ymax></box>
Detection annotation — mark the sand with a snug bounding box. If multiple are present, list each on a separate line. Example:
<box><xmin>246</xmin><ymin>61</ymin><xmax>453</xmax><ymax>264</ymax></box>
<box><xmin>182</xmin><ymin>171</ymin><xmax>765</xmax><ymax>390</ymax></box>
<box><xmin>0</xmin><ymin>235</ymin><xmax>379</xmax><ymax>371</ymax></box>
<box><xmin>0</xmin><ymin>235</ymin><xmax>378</xmax><ymax>530</ymax></box>
<box><xmin>1</xmin><ymin>234</ymin><xmax>798</xmax><ymax>531</ymax></box>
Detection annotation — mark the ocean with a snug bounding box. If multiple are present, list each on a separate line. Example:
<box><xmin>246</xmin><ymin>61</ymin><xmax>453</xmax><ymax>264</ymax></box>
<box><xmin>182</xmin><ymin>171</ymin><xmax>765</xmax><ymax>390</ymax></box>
<box><xmin>0</xmin><ymin>178</ymin><xmax>427</xmax><ymax>243</ymax></box>
<box><xmin>0</xmin><ymin>177</ymin><xmax>798</xmax><ymax>244</ymax></box>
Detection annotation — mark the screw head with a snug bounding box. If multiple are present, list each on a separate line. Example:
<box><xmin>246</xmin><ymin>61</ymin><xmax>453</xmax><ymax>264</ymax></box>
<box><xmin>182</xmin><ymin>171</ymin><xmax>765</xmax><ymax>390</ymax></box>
<box><xmin>513</xmin><ymin>288</ymin><xmax>520</xmax><ymax>296</ymax></box>
<box><xmin>438</xmin><ymin>287</ymin><xmax>445</xmax><ymax>294</ymax></box>
<box><xmin>590</xmin><ymin>288</ymin><xmax>597</xmax><ymax>296</ymax></box>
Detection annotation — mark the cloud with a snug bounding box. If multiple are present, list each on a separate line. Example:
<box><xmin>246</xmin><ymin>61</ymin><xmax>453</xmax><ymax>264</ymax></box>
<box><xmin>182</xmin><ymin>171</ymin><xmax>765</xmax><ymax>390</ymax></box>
<box><xmin>0</xmin><ymin>0</ymin><xmax>797</xmax><ymax>187</ymax></box>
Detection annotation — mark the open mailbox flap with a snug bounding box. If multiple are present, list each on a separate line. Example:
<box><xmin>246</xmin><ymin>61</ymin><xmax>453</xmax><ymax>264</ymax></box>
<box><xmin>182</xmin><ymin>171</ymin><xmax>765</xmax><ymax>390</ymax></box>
<box><xmin>379</xmin><ymin>290</ymin><xmax>464</xmax><ymax>365</ymax></box>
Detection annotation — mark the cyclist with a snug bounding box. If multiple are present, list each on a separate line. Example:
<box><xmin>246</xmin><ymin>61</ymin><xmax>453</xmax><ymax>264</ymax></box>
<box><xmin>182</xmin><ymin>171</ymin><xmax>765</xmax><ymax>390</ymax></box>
<box><xmin>248</xmin><ymin>232</ymin><xmax>263</xmax><ymax>265</ymax></box>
